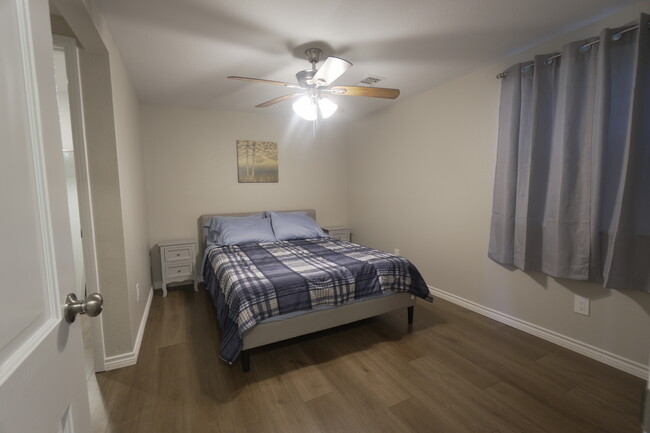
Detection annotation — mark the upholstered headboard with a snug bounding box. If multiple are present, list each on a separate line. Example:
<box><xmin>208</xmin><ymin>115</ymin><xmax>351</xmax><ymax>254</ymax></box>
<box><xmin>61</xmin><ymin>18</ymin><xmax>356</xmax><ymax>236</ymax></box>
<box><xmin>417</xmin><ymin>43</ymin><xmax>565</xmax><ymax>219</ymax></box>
<box><xmin>197</xmin><ymin>209</ymin><xmax>317</xmax><ymax>254</ymax></box>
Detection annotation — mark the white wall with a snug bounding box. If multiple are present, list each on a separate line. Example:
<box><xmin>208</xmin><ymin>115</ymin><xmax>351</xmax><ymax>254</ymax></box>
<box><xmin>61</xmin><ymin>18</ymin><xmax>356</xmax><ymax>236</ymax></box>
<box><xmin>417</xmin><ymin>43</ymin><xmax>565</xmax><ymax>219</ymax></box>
<box><xmin>108</xmin><ymin>36</ymin><xmax>152</xmax><ymax>347</ymax></box>
<box><xmin>346</xmin><ymin>3</ymin><xmax>650</xmax><ymax>372</ymax></box>
<box><xmin>83</xmin><ymin>4</ymin><xmax>152</xmax><ymax>357</ymax></box>
<box><xmin>141</xmin><ymin>105</ymin><xmax>349</xmax><ymax>285</ymax></box>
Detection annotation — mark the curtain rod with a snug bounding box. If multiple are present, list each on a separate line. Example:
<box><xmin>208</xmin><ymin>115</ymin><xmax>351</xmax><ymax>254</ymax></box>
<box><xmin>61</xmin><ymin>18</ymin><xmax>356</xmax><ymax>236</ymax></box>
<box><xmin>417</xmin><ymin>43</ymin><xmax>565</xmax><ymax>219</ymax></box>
<box><xmin>496</xmin><ymin>22</ymin><xmax>648</xmax><ymax>79</ymax></box>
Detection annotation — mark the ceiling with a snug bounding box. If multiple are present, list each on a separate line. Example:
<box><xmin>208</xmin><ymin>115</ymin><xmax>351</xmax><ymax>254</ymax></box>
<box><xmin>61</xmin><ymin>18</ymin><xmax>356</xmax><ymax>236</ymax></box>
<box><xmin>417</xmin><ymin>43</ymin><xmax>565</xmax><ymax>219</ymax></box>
<box><xmin>95</xmin><ymin>0</ymin><xmax>642</xmax><ymax>120</ymax></box>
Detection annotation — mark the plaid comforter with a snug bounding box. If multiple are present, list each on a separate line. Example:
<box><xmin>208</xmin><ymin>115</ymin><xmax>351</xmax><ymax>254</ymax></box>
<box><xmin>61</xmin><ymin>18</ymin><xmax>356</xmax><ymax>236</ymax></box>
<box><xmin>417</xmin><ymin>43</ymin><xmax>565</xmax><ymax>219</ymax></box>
<box><xmin>203</xmin><ymin>237</ymin><xmax>432</xmax><ymax>363</ymax></box>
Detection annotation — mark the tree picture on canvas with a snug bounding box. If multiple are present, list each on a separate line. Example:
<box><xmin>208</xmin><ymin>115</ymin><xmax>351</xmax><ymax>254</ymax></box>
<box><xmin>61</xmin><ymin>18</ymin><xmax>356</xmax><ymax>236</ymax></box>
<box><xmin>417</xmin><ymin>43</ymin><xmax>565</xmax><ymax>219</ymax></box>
<box><xmin>236</xmin><ymin>140</ymin><xmax>278</xmax><ymax>183</ymax></box>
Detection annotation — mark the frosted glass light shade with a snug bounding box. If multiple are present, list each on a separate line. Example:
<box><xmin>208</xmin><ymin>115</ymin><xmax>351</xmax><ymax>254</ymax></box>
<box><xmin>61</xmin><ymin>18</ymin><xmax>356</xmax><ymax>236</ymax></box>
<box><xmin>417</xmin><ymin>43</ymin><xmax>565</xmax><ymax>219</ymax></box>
<box><xmin>317</xmin><ymin>97</ymin><xmax>338</xmax><ymax>119</ymax></box>
<box><xmin>292</xmin><ymin>96</ymin><xmax>338</xmax><ymax>120</ymax></box>
<box><xmin>292</xmin><ymin>96</ymin><xmax>317</xmax><ymax>120</ymax></box>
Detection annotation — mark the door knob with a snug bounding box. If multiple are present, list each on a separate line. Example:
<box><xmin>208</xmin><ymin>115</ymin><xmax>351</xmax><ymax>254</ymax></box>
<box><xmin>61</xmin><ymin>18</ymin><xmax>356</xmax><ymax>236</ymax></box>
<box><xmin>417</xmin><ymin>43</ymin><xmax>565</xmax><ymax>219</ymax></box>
<box><xmin>64</xmin><ymin>292</ymin><xmax>103</xmax><ymax>323</ymax></box>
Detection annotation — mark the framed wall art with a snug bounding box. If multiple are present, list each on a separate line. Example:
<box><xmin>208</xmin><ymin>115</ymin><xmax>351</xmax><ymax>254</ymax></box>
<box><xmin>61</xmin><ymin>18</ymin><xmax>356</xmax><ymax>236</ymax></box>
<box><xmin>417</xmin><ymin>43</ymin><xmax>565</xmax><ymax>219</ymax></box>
<box><xmin>236</xmin><ymin>140</ymin><xmax>278</xmax><ymax>183</ymax></box>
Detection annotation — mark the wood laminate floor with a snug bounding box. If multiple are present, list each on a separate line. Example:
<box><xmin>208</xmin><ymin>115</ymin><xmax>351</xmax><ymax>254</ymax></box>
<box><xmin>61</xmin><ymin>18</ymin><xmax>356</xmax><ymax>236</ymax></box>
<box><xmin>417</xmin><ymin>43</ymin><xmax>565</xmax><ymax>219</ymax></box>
<box><xmin>96</xmin><ymin>285</ymin><xmax>645</xmax><ymax>433</ymax></box>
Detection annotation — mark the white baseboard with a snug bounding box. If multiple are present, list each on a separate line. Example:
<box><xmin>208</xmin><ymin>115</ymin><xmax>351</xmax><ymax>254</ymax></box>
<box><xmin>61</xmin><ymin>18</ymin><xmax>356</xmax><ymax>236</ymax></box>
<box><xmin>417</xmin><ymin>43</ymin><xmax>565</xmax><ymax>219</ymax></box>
<box><xmin>104</xmin><ymin>286</ymin><xmax>154</xmax><ymax>371</ymax></box>
<box><xmin>428</xmin><ymin>286</ymin><xmax>649</xmax><ymax>379</ymax></box>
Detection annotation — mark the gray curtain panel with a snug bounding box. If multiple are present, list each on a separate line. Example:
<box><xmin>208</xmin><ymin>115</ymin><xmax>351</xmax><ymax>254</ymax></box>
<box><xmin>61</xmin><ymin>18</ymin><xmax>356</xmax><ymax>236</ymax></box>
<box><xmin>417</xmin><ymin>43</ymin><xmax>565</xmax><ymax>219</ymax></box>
<box><xmin>489</xmin><ymin>13</ymin><xmax>650</xmax><ymax>292</ymax></box>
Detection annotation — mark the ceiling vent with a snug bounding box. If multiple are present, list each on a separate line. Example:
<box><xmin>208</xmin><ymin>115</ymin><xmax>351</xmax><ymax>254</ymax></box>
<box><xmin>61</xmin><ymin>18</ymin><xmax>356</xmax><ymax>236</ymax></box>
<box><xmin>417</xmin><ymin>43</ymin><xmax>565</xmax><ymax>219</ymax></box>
<box><xmin>357</xmin><ymin>75</ymin><xmax>385</xmax><ymax>86</ymax></box>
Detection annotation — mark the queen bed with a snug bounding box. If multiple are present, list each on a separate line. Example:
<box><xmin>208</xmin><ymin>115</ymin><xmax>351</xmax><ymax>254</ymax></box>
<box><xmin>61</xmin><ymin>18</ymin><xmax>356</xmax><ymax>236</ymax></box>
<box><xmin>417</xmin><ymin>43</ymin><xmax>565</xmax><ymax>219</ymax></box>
<box><xmin>199</xmin><ymin>209</ymin><xmax>433</xmax><ymax>371</ymax></box>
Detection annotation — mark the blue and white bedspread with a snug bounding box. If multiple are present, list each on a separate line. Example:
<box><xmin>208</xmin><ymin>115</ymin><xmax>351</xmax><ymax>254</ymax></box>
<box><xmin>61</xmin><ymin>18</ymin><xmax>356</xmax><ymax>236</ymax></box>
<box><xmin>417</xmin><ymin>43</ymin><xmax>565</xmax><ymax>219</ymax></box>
<box><xmin>202</xmin><ymin>237</ymin><xmax>433</xmax><ymax>363</ymax></box>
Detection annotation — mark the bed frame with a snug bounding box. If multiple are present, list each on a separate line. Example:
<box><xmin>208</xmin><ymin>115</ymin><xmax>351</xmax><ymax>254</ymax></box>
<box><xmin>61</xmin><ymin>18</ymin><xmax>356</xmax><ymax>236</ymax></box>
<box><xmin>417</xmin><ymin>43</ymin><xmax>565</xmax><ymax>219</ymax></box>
<box><xmin>198</xmin><ymin>210</ymin><xmax>416</xmax><ymax>371</ymax></box>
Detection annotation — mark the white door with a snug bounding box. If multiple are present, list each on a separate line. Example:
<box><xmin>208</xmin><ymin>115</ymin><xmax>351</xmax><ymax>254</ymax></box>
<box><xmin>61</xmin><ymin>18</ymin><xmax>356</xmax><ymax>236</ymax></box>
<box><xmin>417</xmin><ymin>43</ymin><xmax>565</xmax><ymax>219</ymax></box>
<box><xmin>0</xmin><ymin>0</ymin><xmax>92</xmax><ymax>431</ymax></box>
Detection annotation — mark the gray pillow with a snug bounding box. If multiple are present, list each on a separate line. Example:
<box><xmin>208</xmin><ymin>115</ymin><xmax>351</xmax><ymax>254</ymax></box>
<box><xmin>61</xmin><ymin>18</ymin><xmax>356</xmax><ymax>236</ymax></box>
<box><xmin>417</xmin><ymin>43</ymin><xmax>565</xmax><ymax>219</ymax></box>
<box><xmin>203</xmin><ymin>213</ymin><xmax>265</xmax><ymax>245</ymax></box>
<box><xmin>215</xmin><ymin>217</ymin><xmax>277</xmax><ymax>245</ymax></box>
<box><xmin>268</xmin><ymin>211</ymin><xmax>325</xmax><ymax>241</ymax></box>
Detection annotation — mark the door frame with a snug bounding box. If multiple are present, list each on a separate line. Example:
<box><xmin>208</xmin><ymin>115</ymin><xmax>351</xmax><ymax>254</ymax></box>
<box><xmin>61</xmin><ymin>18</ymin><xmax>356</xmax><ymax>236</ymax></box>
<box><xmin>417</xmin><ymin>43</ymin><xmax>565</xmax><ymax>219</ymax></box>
<box><xmin>52</xmin><ymin>34</ymin><xmax>106</xmax><ymax>372</ymax></box>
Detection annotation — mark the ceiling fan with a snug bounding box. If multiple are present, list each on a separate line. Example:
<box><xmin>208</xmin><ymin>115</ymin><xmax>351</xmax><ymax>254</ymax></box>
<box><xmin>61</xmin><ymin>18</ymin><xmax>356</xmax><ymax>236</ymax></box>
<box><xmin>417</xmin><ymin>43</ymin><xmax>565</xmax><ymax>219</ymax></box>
<box><xmin>228</xmin><ymin>48</ymin><xmax>400</xmax><ymax>120</ymax></box>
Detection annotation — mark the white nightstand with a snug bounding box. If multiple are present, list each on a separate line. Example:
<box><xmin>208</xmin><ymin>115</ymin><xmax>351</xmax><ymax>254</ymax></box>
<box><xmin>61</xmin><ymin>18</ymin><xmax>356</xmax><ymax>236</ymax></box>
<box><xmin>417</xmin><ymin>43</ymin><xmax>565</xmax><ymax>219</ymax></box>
<box><xmin>159</xmin><ymin>240</ymin><xmax>198</xmax><ymax>297</ymax></box>
<box><xmin>322</xmin><ymin>226</ymin><xmax>351</xmax><ymax>242</ymax></box>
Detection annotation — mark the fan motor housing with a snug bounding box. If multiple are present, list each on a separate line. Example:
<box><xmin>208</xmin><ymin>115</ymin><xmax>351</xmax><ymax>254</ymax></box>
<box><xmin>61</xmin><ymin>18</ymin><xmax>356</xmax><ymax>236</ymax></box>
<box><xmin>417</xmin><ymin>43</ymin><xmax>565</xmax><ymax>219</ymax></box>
<box><xmin>296</xmin><ymin>69</ymin><xmax>316</xmax><ymax>88</ymax></box>
<box><xmin>304</xmin><ymin>48</ymin><xmax>322</xmax><ymax>64</ymax></box>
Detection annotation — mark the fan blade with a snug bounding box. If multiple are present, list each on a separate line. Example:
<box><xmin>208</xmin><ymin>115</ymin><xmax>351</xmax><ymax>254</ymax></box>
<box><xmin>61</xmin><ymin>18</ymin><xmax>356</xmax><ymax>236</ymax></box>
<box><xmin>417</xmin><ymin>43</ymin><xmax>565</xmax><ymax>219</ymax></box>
<box><xmin>311</xmin><ymin>57</ymin><xmax>352</xmax><ymax>87</ymax></box>
<box><xmin>328</xmin><ymin>86</ymin><xmax>400</xmax><ymax>99</ymax></box>
<box><xmin>255</xmin><ymin>93</ymin><xmax>303</xmax><ymax>108</ymax></box>
<box><xmin>228</xmin><ymin>76</ymin><xmax>302</xmax><ymax>89</ymax></box>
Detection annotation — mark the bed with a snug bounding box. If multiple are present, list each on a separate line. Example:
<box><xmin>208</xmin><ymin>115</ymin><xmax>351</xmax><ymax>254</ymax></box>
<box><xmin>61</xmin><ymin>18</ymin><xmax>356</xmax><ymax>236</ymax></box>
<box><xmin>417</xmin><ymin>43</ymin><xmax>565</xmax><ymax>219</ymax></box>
<box><xmin>198</xmin><ymin>210</ymin><xmax>433</xmax><ymax>371</ymax></box>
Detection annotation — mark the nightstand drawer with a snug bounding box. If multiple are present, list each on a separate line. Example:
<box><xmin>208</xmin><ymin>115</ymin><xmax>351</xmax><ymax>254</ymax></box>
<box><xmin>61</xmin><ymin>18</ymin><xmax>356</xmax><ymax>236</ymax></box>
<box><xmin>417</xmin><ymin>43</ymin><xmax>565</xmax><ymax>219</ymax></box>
<box><xmin>164</xmin><ymin>263</ymin><xmax>193</xmax><ymax>279</ymax></box>
<box><xmin>163</xmin><ymin>246</ymin><xmax>193</xmax><ymax>262</ymax></box>
<box><xmin>329</xmin><ymin>231</ymin><xmax>350</xmax><ymax>241</ymax></box>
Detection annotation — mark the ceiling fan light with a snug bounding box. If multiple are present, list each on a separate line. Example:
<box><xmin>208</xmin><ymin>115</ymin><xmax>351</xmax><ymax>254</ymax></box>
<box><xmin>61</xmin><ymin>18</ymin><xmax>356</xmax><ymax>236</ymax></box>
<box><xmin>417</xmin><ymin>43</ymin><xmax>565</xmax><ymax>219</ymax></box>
<box><xmin>292</xmin><ymin>96</ymin><xmax>317</xmax><ymax>121</ymax></box>
<box><xmin>318</xmin><ymin>97</ymin><xmax>338</xmax><ymax>119</ymax></box>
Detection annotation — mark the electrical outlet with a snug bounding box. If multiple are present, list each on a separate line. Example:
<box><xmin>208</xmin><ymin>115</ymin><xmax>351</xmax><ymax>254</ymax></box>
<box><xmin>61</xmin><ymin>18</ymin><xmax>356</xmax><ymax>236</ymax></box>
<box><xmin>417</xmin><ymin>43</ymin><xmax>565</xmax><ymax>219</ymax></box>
<box><xmin>136</xmin><ymin>283</ymin><xmax>140</xmax><ymax>301</ymax></box>
<box><xmin>394</xmin><ymin>248</ymin><xmax>400</xmax><ymax>256</ymax></box>
<box><xmin>574</xmin><ymin>295</ymin><xmax>590</xmax><ymax>316</ymax></box>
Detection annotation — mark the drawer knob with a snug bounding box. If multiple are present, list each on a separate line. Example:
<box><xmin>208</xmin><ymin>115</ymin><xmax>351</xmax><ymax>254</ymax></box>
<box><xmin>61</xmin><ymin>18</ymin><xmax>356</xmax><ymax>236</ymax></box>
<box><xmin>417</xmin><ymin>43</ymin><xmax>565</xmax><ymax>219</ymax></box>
<box><xmin>177</xmin><ymin>269</ymin><xmax>182</xmax><ymax>273</ymax></box>
<box><xmin>176</xmin><ymin>253</ymin><xmax>181</xmax><ymax>256</ymax></box>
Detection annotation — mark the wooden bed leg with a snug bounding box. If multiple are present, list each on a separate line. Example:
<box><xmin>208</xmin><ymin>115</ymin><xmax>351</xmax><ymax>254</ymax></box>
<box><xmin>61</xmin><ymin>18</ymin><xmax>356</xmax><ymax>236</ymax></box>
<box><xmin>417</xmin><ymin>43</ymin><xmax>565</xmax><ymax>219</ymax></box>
<box><xmin>407</xmin><ymin>306</ymin><xmax>414</xmax><ymax>325</ymax></box>
<box><xmin>242</xmin><ymin>350</ymin><xmax>250</xmax><ymax>372</ymax></box>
